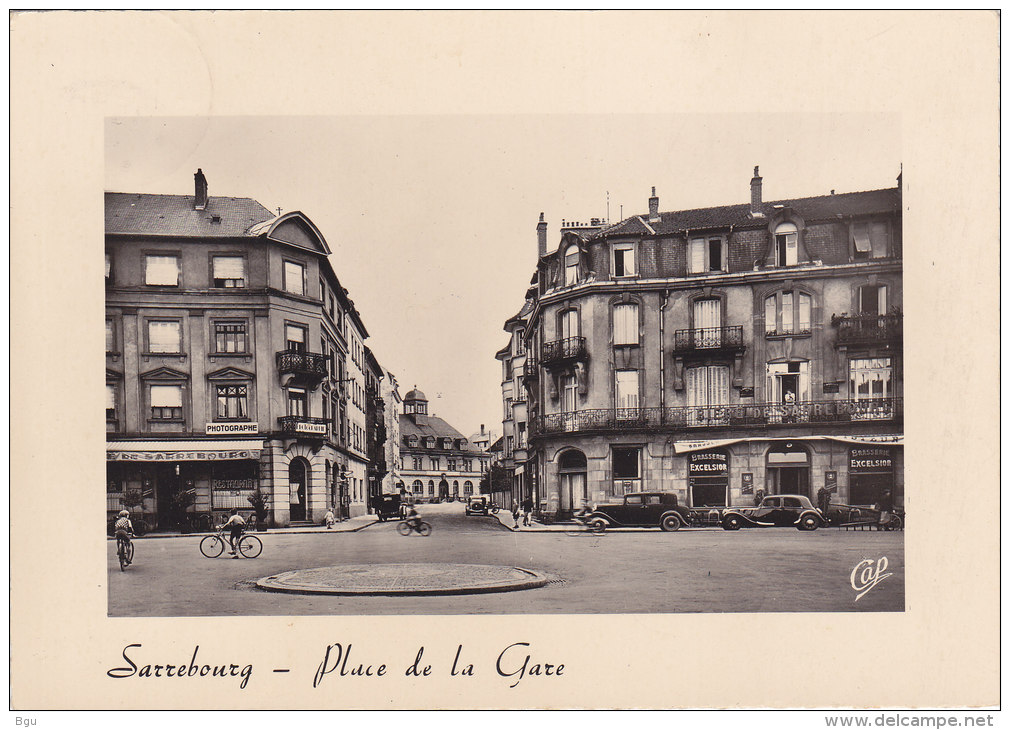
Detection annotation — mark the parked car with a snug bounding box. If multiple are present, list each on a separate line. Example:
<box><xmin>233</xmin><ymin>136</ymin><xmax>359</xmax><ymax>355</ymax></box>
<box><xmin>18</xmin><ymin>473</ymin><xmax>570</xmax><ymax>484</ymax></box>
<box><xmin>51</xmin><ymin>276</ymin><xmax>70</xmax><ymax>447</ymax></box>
<box><xmin>721</xmin><ymin>494</ymin><xmax>825</xmax><ymax>531</ymax></box>
<box><xmin>465</xmin><ymin>495</ymin><xmax>499</xmax><ymax>516</ymax></box>
<box><xmin>372</xmin><ymin>493</ymin><xmax>402</xmax><ymax>522</ymax></box>
<box><xmin>575</xmin><ymin>492</ymin><xmax>692</xmax><ymax>532</ymax></box>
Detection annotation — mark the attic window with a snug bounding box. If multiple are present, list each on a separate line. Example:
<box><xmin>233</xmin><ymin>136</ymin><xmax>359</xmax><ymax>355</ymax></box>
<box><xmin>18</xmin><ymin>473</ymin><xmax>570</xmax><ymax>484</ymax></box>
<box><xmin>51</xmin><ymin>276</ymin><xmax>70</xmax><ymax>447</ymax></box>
<box><xmin>851</xmin><ymin>221</ymin><xmax>890</xmax><ymax>260</ymax></box>
<box><xmin>210</xmin><ymin>215</ymin><xmax>222</xmax><ymax>224</ymax></box>
<box><xmin>774</xmin><ymin>223</ymin><xmax>798</xmax><ymax>267</ymax></box>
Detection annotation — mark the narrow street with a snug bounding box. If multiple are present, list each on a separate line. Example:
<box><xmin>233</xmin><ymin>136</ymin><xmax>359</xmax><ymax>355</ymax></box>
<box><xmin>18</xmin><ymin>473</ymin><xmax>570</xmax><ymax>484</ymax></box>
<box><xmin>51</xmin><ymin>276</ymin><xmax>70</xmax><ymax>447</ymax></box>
<box><xmin>109</xmin><ymin>502</ymin><xmax>904</xmax><ymax>616</ymax></box>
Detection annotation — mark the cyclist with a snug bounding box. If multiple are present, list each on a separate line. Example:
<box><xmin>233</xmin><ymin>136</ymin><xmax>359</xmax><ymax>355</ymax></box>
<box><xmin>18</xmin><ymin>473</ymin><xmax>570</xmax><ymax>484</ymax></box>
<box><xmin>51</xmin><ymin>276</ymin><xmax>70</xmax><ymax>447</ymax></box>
<box><xmin>114</xmin><ymin>509</ymin><xmax>134</xmax><ymax>565</ymax></box>
<box><xmin>404</xmin><ymin>504</ymin><xmax>422</xmax><ymax>532</ymax></box>
<box><xmin>219</xmin><ymin>508</ymin><xmax>246</xmax><ymax>558</ymax></box>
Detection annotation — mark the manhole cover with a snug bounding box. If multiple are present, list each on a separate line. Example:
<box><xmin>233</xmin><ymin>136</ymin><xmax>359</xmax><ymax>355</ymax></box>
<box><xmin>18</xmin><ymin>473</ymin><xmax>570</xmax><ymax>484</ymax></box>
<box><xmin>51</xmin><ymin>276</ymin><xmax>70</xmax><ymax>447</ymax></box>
<box><xmin>255</xmin><ymin>563</ymin><xmax>552</xmax><ymax>596</ymax></box>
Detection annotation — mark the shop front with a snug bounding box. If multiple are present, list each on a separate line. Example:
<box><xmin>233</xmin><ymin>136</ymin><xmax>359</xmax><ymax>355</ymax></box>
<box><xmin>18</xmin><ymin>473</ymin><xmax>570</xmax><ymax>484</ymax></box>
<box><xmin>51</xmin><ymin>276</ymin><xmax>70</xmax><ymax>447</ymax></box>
<box><xmin>106</xmin><ymin>439</ymin><xmax>263</xmax><ymax>531</ymax></box>
<box><xmin>688</xmin><ymin>450</ymin><xmax>729</xmax><ymax>507</ymax></box>
<box><xmin>848</xmin><ymin>446</ymin><xmax>895</xmax><ymax>507</ymax></box>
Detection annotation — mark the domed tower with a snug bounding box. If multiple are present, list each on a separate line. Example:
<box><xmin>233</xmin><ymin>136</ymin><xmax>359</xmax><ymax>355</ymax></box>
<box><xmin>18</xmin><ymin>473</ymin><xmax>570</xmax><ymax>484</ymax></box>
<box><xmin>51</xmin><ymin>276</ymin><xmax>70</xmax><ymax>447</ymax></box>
<box><xmin>403</xmin><ymin>386</ymin><xmax>428</xmax><ymax>424</ymax></box>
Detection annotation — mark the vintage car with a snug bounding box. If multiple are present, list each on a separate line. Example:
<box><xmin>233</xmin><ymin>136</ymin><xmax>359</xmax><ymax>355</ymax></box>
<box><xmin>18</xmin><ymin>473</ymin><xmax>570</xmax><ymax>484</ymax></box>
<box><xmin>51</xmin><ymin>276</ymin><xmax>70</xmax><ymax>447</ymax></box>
<box><xmin>371</xmin><ymin>493</ymin><xmax>402</xmax><ymax>522</ymax></box>
<box><xmin>576</xmin><ymin>492</ymin><xmax>693</xmax><ymax>532</ymax></box>
<box><xmin>721</xmin><ymin>494</ymin><xmax>825</xmax><ymax>531</ymax></box>
<box><xmin>464</xmin><ymin>495</ymin><xmax>499</xmax><ymax>516</ymax></box>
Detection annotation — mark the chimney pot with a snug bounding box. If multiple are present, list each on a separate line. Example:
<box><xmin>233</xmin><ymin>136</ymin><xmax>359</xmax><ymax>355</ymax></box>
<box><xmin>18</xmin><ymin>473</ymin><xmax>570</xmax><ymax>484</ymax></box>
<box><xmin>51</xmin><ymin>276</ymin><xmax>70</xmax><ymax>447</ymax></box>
<box><xmin>194</xmin><ymin>168</ymin><xmax>208</xmax><ymax>211</ymax></box>
<box><xmin>648</xmin><ymin>187</ymin><xmax>660</xmax><ymax>223</ymax></box>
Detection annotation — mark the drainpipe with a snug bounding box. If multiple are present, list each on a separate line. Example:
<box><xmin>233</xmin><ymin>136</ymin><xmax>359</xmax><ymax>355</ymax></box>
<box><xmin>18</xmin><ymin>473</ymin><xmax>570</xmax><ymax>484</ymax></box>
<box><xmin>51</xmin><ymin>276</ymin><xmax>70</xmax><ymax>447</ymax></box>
<box><xmin>660</xmin><ymin>289</ymin><xmax>672</xmax><ymax>411</ymax></box>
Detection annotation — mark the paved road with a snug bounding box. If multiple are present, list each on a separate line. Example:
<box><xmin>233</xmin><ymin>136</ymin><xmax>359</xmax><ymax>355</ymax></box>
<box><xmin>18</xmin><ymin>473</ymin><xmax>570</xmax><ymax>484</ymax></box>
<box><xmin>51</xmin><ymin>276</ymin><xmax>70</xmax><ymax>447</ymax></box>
<box><xmin>108</xmin><ymin>503</ymin><xmax>904</xmax><ymax>616</ymax></box>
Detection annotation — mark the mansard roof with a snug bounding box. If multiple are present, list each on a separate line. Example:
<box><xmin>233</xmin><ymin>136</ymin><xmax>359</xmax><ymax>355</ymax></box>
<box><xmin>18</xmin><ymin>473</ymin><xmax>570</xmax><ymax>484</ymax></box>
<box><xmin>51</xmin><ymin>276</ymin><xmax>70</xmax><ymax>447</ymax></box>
<box><xmin>105</xmin><ymin>192</ymin><xmax>274</xmax><ymax>238</ymax></box>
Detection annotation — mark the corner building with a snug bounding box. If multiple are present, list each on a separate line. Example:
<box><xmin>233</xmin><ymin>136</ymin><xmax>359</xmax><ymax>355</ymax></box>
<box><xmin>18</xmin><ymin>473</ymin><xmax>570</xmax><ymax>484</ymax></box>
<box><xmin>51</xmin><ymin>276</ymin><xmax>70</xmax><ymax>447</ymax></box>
<box><xmin>105</xmin><ymin>170</ymin><xmax>382</xmax><ymax>528</ymax></box>
<box><xmin>517</xmin><ymin>168</ymin><xmax>903</xmax><ymax>517</ymax></box>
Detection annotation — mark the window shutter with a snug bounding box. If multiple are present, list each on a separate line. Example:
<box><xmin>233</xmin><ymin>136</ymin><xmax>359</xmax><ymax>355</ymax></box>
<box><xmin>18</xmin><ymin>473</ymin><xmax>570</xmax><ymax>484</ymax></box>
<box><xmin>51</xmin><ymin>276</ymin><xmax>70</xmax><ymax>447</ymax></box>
<box><xmin>145</xmin><ymin>255</ymin><xmax>179</xmax><ymax>286</ymax></box>
<box><xmin>786</xmin><ymin>234</ymin><xmax>798</xmax><ymax>265</ymax></box>
<box><xmin>614</xmin><ymin>304</ymin><xmax>638</xmax><ymax>345</ymax></box>
<box><xmin>852</xmin><ymin>223</ymin><xmax>872</xmax><ymax>253</ymax></box>
<box><xmin>870</xmin><ymin>222</ymin><xmax>889</xmax><ymax>258</ymax></box>
<box><xmin>151</xmin><ymin>385</ymin><xmax>182</xmax><ymax>408</ymax></box>
<box><xmin>694</xmin><ymin>299</ymin><xmax>721</xmax><ymax>329</ymax></box>
<box><xmin>689</xmin><ymin>239</ymin><xmax>705</xmax><ymax>273</ymax></box>
<box><xmin>213</xmin><ymin>256</ymin><xmax>245</xmax><ymax>279</ymax></box>
<box><xmin>781</xmin><ymin>292</ymin><xmax>794</xmax><ymax>333</ymax></box>
<box><xmin>765</xmin><ymin>295</ymin><xmax>777</xmax><ymax>333</ymax></box>
<box><xmin>798</xmin><ymin>294</ymin><xmax>812</xmax><ymax>332</ymax></box>
<box><xmin>106</xmin><ymin>384</ymin><xmax>116</xmax><ymax>409</ymax></box>
<box><xmin>149</xmin><ymin>321</ymin><xmax>180</xmax><ymax>353</ymax></box>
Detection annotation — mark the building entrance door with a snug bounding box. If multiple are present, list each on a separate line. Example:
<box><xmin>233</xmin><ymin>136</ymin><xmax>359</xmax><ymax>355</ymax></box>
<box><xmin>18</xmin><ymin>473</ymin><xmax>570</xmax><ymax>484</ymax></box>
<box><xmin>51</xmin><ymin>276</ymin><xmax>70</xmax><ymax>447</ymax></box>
<box><xmin>769</xmin><ymin>467</ymin><xmax>810</xmax><ymax>498</ymax></box>
<box><xmin>289</xmin><ymin>459</ymin><xmax>307</xmax><ymax>521</ymax></box>
<box><xmin>559</xmin><ymin>472</ymin><xmax>587</xmax><ymax>514</ymax></box>
<box><xmin>154</xmin><ymin>463</ymin><xmax>187</xmax><ymax>529</ymax></box>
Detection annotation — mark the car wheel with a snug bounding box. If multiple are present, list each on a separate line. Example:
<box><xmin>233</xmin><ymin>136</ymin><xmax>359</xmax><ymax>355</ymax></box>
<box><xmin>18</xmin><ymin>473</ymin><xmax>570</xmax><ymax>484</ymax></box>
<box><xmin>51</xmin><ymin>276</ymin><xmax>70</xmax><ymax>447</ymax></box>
<box><xmin>588</xmin><ymin>518</ymin><xmax>607</xmax><ymax>533</ymax></box>
<box><xmin>798</xmin><ymin>514</ymin><xmax>820</xmax><ymax>531</ymax></box>
<box><xmin>660</xmin><ymin>514</ymin><xmax>682</xmax><ymax>532</ymax></box>
<box><xmin>723</xmin><ymin>515</ymin><xmax>742</xmax><ymax>531</ymax></box>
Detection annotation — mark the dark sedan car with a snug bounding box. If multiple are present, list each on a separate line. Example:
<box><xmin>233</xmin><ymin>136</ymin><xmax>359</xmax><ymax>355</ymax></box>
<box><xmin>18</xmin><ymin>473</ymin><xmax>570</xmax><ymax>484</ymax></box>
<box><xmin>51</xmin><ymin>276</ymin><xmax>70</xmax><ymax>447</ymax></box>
<box><xmin>465</xmin><ymin>495</ymin><xmax>498</xmax><ymax>516</ymax></box>
<box><xmin>721</xmin><ymin>495</ymin><xmax>825</xmax><ymax>531</ymax></box>
<box><xmin>577</xmin><ymin>492</ymin><xmax>692</xmax><ymax>532</ymax></box>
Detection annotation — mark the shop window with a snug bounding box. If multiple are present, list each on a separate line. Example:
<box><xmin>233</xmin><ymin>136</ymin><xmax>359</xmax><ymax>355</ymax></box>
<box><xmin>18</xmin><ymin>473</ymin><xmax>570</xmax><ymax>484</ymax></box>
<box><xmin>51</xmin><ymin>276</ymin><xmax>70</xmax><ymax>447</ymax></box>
<box><xmin>774</xmin><ymin>223</ymin><xmax>798</xmax><ymax>266</ymax></box>
<box><xmin>765</xmin><ymin>291</ymin><xmax>812</xmax><ymax>335</ymax></box>
<box><xmin>851</xmin><ymin>221</ymin><xmax>890</xmax><ymax>260</ymax></box>
<box><xmin>284</xmin><ymin>260</ymin><xmax>306</xmax><ymax>296</ymax></box>
<box><xmin>612</xmin><ymin>446</ymin><xmax>641</xmax><ymax>494</ymax></box>
<box><xmin>613</xmin><ymin>303</ymin><xmax>639</xmax><ymax>345</ymax></box>
<box><xmin>145</xmin><ymin>254</ymin><xmax>179</xmax><ymax>286</ymax></box>
<box><xmin>689</xmin><ymin>236</ymin><xmax>727</xmax><ymax>274</ymax></box>
<box><xmin>214</xmin><ymin>321</ymin><xmax>247</xmax><ymax>354</ymax></box>
<box><xmin>150</xmin><ymin>384</ymin><xmax>183</xmax><ymax>420</ymax></box>
<box><xmin>106</xmin><ymin>384</ymin><xmax>117</xmax><ymax>421</ymax></box>
<box><xmin>212</xmin><ymin>256</ymin><xmax>245</xmax><ymax>288</ymax></box>
<box><xmin>148</xmin><ymin>320</ymin><xmax>182</xmax><ymax>353</ymax></box>
<box><xmin>285</xmin><ymin>324</ymin><xmax>307</xmax><ymax>352</ymax></box>
<box><xmin>564</xmin><ymin>245</ymin><xmax>580</xmax><ymax>286</ymax></box>
<box><xmin>613</xmin><ymin>242</ymin><xmax>636</xmax><ymax>277</ymax></box>
<box><xmin>215</xmin><ymin>384</ymin><xmax>248</xmax><ymax>420</ymax></box>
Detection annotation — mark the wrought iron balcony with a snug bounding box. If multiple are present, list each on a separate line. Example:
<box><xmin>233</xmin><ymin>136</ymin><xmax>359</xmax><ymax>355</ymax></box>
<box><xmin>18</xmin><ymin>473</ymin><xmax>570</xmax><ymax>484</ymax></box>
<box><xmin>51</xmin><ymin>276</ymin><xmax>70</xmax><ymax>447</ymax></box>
<box><xmin>529</xmin><ymin>398</ymin><xmax>902</xmax><ymax>436</ymax></box>
<box><xmin>673</xmin><ymin>326</ymin><xmax>745</xmax><ymax>353</ymax></box>
<box><xmin>521</xmin><ymin>356</ymin><xmax>538</xmax><ymax>383</ymax></box>
<box><xmin>540</xmin><ymin>336</ymin><xmax>588</xmax><ymax>370</ymax></box>
<box><xmin>276</xmin><ymin>349</ymin><xmax>329</xmax><ymax>386</ymax></box>
<box><xmin>831</xmin><ymin>312</ymin><xmax>902</xmax><ymax>346</ymax></box>
<box><xmin>277</xmin><ymin>415</ymin><xmax>330</xmax><ymax>437</ymax></box>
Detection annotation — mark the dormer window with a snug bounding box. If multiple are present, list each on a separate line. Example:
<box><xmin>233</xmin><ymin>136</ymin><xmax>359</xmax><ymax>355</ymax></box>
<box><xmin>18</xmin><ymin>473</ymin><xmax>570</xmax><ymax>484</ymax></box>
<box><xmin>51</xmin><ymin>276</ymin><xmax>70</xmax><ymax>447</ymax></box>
<box><xmin>851</xmin><ymin>221</ymin><xmax>891</xmax><ymax>260</ymax></box>
<box><xmin>774</xmin><ymin>223</ymin><xmax>798</xmax><ymax>266</ymax></box>
<box><xmin>407</xmin><ymin>435</ymin><xmax>418</xmax><ymax>448</ymax></box>
<box><xmin>612</xmin><ymin>242</ymin><xmax>636</xmax><ymax>278</ymax></box>
<box><xmin>689</xmin><ymin>236</ymin><xmax>727</xmax><ymax>274</ymax></box>
<box><xmin>425</xmin><ymin>437</ymin><xmax>435</xmax><ymax>449</ymax></box>
<box><xmin>564</xmin><ymin>245</ymin><xmax>580</xmax><ymax>286</ymax></box>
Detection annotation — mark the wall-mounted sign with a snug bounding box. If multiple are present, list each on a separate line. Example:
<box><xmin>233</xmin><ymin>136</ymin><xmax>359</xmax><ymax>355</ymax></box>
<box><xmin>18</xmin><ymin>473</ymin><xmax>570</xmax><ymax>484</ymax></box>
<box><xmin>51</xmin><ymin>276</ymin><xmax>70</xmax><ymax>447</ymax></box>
<box><xmin>741</xmin><ymin>473</ymin><xmax>754</xmax><ymax>495</ymax></box>
<box><xmin>206</xmin><ymin>422</ymin><xmax>259</xmax><ymax>435</ymax></box>
<box><xmin>108</xmin><ymin>449</ymin><xmax>261</xmax><ymax>462</ymax></box>
<box><xmin>295</xmin><ymin>422</ymin><xmax>327</xmax><ymax>435</ymax></box>
<box><xmin>689</xmin><ymin>451</ymin><xmax>728</xmax><ymax>475</ymax></box>
<box><xmin>822</xmin><ymin>382</ymin><xmax>840</xmax><ymax>394</ymax></box>
<box><xmin>739</xmin><ymin>387</ymin><xmax>755</xmax><ymax>398</ymax></box>
<box><xmin>825</xmin><ymin>471</ymin><xmax>838</xmax><ymax>489</ymax></box>
<box><xmin>849</xmin><ymin>447</ymin><xmax>893</xmax><ymax>472</ymax></box>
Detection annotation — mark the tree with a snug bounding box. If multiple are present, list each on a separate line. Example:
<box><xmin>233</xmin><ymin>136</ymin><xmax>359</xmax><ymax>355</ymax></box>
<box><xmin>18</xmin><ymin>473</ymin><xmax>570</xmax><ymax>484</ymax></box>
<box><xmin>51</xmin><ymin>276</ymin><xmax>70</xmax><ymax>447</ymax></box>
<box><xmin>479</xmin><ymin>464</ymin><xmax>511</xmax><ymax>496</ymax></box>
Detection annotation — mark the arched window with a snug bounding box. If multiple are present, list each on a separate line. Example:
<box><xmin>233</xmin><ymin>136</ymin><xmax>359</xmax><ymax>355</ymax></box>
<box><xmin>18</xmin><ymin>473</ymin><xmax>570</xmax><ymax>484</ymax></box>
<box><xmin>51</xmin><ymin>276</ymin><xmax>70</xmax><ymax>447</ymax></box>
<box><xmin>424</xmin><ymin>436</ymin><xmax>435</xmax><ymax>449</ymax></box>
<box><xmin>564</xmin><ymin>245</ymin><xmax>580</xmax><ymax>286</ymax></box>
<box><xmin>407</xmin><ymin>434</ymin><xmax>418</xmax><ymax>448</ymax></box>
<box><xmin>765</xmin><ymin>291</ymin><xmax>812</xmax><ymax>335</ymax></box>
<box><xmin>774</xmin><ymin>222</ymin><xmax>798</xmax><ymax>266</ymax></box>
<box><xmin>427</xmin><ymin>480</ymin><xmax>435</xmax><ymax>496</ymax></box>
<box><xmin>557</xmin><ymin>449</ymin><xmax>588</xmax><ymax>513</ymax></box>
<box><xmin>613</xmin><ymin>303</ymin><xmax>639</xmax><ymax>345</ymax></box>
<box><xmin>464</xmin><ymin>480</ymin><xmax>474</xmax><ymax>495</ymax></box>
<box><xmin>412</xmin><ymin>479</ymin><xmax>423</xmax><ymax>495</ymax></box>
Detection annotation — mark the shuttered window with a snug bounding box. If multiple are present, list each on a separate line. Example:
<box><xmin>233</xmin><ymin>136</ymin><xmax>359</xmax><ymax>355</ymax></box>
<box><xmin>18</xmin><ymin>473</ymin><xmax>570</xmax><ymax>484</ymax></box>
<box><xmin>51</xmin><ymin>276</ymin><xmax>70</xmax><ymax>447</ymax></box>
<box><xmin>613</xmin><ymin>304</ymin><xmax>639</xmax><ymax>345</ymax></box>
<box><xmin>150</xmin><ymin>384</ymin><xmax>183</xmax><ymax>420</ymax></box>
<box><xmin>615</xmin><ymin>370</ymin><xmax>640</xmax><ymax>410</ymax></box>
<box><xmin>284</xmin><ymin>261</ymin><xmax>305</xmax><ymax>295</ymax></box>
<box><xmin>148</xmin><ymin>321</ymin><xmax>181</xmax><ymax>353</ymax></box>
<box><xmin>145</xmin><ymin>255</ymin><xmax>179</xmax><ymax>286</ymax></box>
<box><xmin>564</xmin><ymin>246</ymin><xmax>580</xmax><ymax>286</ymax></box>
<box><xmin>106</xmin><ymin>384</ymin><xmax>116</xmax><ymax>420</ymax></box>
<box><xmin>212</xmin><ymin>256</ymin><xmax>245</xmax><ymax>288</ymax></box>
<box><xmin>687</xmin><ymin>366</ymin><xmax>729</xmax><ymax>407</ymax></box>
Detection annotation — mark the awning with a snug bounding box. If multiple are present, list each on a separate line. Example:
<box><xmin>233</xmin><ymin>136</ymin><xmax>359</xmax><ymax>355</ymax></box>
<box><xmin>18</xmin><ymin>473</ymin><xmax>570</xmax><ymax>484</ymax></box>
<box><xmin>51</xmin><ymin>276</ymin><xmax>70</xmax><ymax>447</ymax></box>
<box><xmin>674</xmin><ymin>434</ymin><xmax>903</xmax><ymax>454</ymax></box>
<box><xmin>107</xmin><ymin>439</ymin><xmax>263</xmax><ymax>462</ymax></box>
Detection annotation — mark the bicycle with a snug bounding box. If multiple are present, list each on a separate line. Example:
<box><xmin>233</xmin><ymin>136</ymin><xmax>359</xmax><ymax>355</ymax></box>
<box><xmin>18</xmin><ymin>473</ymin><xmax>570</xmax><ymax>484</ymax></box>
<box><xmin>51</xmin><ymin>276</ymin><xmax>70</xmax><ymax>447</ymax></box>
<box><xmin>200</xmin><ymin>528</ymin><xmax>262</xmax><ymax>558</ymax></box>
<box><xmin>116</xmin><ymin>533</ymin><xmax>135</xmax><ymax>571</ymax></box>
<box><xmin>397</xmin><ymin>519</ymin><xmax>432</xmax><ymax>537</ymax></box>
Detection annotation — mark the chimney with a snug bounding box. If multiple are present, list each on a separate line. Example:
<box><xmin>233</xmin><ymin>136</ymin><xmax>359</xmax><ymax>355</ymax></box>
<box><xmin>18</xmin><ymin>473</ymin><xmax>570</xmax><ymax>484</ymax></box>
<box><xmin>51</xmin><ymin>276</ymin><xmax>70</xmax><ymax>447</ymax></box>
<box><xmin>750</xmin><ymin>166</ymin><xmax>763</xmax><ymax>217</ymax></box>
<box><xmin>536</xmin><ymin>212</ymin><xmax>548</xmax><ymax>257</ymax></box>
<box><xmin>648</xmin><ymin>186</ymin><xmax>660</xmax><ymax>223</ymax></box>
<box><xmin>194</xmin><ymin>168</ymin><xmax>208</xmax><ymax>211</ymax></box>
<box><xmin>480</xmin><ymin>424</ymin><xmax>485</xmax><ymax>435</ymax></box>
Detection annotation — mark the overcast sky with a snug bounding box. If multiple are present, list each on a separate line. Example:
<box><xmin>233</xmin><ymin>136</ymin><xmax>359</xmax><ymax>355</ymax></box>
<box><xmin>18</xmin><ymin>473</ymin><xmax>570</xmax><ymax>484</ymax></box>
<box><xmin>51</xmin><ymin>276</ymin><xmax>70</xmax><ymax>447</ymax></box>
<box><xmin>105</xmin><ymin>114</ymin><xmax>900</xmax><ymax>438</ymax></box>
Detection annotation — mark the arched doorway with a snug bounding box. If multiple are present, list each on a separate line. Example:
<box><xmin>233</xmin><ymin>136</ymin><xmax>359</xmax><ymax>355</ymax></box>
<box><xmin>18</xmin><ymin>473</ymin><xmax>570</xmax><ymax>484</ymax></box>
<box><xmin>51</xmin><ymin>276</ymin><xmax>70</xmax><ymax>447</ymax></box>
<box><xmin>766</xmin><ymin>443</ymin><xmax>810</xmax><ymax>498</ymax></box>
<box><xmin>557</xmin><ymin>449</ymin><xmax>588</xmax><ymax>515</ymax></box>
<box><xmin>289</xmin><ymin>458</ymin><xmax>309</xmax><ymax>521</ymax></box>
<box><xmin>438</xmin><ymin>478</ymin><xmax>449</xmax><ymax>501</ymax></box>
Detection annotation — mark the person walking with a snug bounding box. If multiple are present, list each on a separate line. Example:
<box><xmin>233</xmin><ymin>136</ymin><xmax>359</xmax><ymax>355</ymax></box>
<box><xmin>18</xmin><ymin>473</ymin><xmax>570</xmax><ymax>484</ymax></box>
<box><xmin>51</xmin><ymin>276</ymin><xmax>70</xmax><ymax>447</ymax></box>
<box><xmin>511</xmin><ymin>499</ymin><xmax>520</xmax><ymax>529</ymax></box>
<box><xmin>521</xmin><ymin>495</ymin><xmax>533</xmax><ymax>526</ymax></box>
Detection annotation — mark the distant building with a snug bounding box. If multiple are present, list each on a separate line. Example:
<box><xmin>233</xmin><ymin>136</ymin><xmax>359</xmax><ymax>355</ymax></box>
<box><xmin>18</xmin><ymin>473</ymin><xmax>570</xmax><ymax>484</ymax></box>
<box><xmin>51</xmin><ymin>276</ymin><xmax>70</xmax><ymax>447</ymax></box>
<box><xmin>500</xmin><ymin>168</ymin><xmax>903</xmax><ymax>518</ymax></box>
<box><xmin>105</xmin><ymin>169</ymin><xmax>388</xmax><ymax>528</ymax></box>
<box><xmin>397</xmin><ymin>388</ymin><xmax>488</xmax><ymax>501</ymax></box>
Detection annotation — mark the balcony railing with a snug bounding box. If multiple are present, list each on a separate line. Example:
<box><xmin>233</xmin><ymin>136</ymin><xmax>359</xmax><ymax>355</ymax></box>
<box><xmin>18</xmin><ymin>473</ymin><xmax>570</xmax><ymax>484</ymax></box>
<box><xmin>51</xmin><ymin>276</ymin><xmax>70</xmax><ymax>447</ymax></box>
<box><xmin>529</xmin><ymin>398</ymin><xmax>902</xmax><ymax>435</ymax></box>
<box><xmin>541</xmin><ymin>336</ymin><xmax>588</xmax><ymax>369</ymax></box>
<box><xmin>276</xmin><ymin>349</ymin><xmax>329</xmax><ymax>383</ymax></box>
<box><xmin>521</xmin><ymin>356</ymin><xmax>538</xmax><ymax>382</ymax></box>
<box><xmin>277</xmin><ymin>415</ymin><xmax>330</xmax><ymax>437</ymax></box>
<box><xmin>673</xmin><ymin>326</ymin><xmax>745</xmax><ymax>353</ymax></box>
<box><xmin>831</xmin><ymin>312</ymin><xmax>902</xmax><ymax>346</ymax></box>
